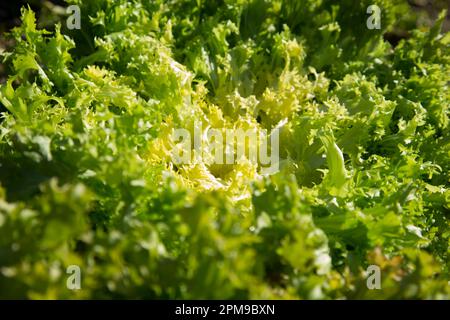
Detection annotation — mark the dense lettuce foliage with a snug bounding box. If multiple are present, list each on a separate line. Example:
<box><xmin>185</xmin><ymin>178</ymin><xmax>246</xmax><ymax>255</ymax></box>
<box><xmin>0</xmin><ymin>0</ymin><xmax>448</xmax><ymax>299</ymax></box>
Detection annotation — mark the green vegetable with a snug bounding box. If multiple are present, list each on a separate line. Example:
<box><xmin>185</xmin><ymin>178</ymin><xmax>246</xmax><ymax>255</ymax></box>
<box><xmin>0</xmin><ymin>0</ymin><xmax>448</xmax><ymax>299</ymax></box>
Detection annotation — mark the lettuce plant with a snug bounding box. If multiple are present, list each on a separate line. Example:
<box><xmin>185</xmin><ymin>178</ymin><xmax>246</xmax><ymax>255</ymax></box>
<box><xmin>0</xmin><ymin>0</ymin><xmax>448</xmax><ymax>299</ymax></box>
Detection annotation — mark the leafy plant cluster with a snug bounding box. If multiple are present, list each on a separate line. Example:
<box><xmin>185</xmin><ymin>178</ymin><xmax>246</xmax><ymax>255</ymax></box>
<box><xmin>0</xmin><ymin>0</ymin><xmax>448</xmax><ymax>299</ymax></box>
